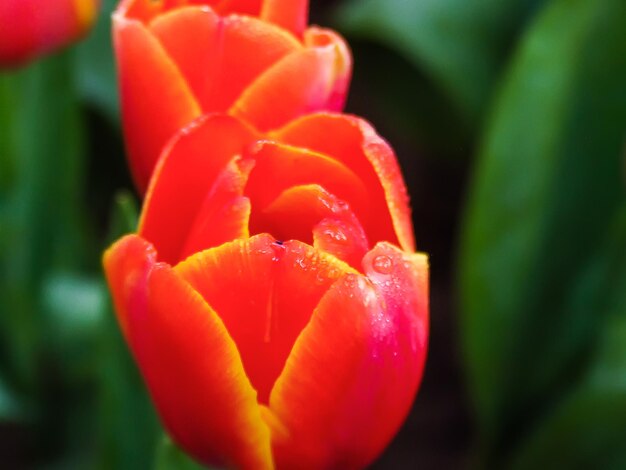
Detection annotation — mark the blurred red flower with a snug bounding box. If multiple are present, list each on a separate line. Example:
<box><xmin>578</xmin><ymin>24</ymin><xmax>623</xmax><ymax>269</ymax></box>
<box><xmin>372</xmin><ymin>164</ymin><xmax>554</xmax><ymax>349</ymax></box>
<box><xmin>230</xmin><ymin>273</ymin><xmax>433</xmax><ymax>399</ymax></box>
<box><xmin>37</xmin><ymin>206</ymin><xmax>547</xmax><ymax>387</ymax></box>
<box><xmin>0</xmin><ymin>0</ymin><xmax>99</xmax><ymax>66</ymax></box>
<box><xmin>114</xmin><ymin>0</ymin><xmax>351</xmax><ymax>192</ymax></box>
<box><xmin>104</xmin><ymin>111</ymin><xmax>429</xmax><ymax>469</ymax></box>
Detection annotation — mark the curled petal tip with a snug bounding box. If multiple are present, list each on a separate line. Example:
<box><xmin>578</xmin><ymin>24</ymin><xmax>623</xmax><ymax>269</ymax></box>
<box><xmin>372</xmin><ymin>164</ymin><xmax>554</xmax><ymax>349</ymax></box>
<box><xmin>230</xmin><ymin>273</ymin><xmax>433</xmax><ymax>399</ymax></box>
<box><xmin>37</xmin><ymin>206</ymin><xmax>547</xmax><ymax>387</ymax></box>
<box><xmin>103</xmin><ymin>234</ymin><xmax>157</xmax><ymax>342</ymax></box>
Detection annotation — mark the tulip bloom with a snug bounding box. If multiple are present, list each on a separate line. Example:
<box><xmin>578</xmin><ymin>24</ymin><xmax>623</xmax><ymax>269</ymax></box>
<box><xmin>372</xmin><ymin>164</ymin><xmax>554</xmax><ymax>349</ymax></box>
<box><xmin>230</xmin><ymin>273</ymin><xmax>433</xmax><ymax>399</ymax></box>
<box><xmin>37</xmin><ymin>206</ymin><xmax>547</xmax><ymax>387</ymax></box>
<box><xmin>104</xmin><ymin>112</ymin><xmax>428</xmax><ymax>469</ymax></box>
<box><xmin>113</xmin><ymin>0</ymin><xmax>352</xmax><ymax>193</ymax></box>
<box><xmin>0</xmin><ymin>0</ymin><xmax>99</xmax><ymax>66</ymax></box>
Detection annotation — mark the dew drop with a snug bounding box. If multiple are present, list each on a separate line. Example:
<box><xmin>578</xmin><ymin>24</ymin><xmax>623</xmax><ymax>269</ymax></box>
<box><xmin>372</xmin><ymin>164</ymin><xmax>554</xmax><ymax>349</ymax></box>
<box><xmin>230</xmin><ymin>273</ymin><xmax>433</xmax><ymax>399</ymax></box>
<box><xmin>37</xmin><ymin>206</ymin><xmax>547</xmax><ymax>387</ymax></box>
<box><xmin>343</xmin><ymin>273</ymin><xmax>357</xmax><ymax>289</ymax></box>
<box><xmin>372</xmin><ymin>255</ymin><xmax>393</xmax><ymax>274</ymax></box>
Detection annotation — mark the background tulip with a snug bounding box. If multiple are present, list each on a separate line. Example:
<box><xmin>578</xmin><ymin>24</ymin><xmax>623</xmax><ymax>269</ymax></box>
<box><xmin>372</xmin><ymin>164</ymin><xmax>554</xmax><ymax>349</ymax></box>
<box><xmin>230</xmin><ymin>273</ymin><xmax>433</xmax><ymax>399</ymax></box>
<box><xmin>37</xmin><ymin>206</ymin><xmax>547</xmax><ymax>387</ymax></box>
<box><xmin>114</xmin><ymin>0</ymin><xmax>352</xmax><ymax>193</ymax></box>
<box><xmin>0</xmin><ymin>0</ymin><xmax>100</xmax><ymax>66</ymax></box>
<box><xmin>104</xmin><ymin>112</ymin><xmax>429</xmax><ymax>468</ymax></box>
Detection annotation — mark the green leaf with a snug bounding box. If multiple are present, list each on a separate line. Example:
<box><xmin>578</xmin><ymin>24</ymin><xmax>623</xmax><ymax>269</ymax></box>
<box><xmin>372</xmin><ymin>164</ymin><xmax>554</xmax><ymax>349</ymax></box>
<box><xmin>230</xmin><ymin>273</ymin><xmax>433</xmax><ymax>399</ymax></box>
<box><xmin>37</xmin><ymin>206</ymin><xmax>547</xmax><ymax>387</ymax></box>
<box><xmin>509</xmin><ymin>384</ymin><xmax>626</xmax><ymax>470</ymax></box>
<box><xmin>153</xmin><ymin>435</ymin><xmax>206</xmax><ymax>470</ymax></box>
<box><xmin>335</xmin><ymin>0</ymin><xmax>544</xmax><ymax>122</ymax></box>
<box><xmin>96</xmin><ymin>193</ymin><xmax>158</xmax><ymax>470</ymax></box>
<box><xmin>458</xmin><ymin>0</ymin><xmax>626</xmax><ymax>463</ymax></box>
<box><xmin>106</xmin><ymin>190</ymin><xmax>139</xmax><ymax>243</ymax></box>
<box><xmin>96</xmin><ymin>292</ymin><xmax>160</xmax><ymax>470</ymax></box>
<box><xmin>0</xmin><ymin>374</ymin><xmax>26</xmax><ymax>422</ymax></box>
<box><xmin>42</xmin><ymin>274</ymin><xmax>105</xmax><ymax>333</ymax></box>
<box><xmin>0</xmin><ymin>52</ymin><xmax>89</xmax><ymax>385</ymax></box>
<box><xmin>509</xmin><ymin>210</ymin><xmax>626</xmax><ymax>469</ymax></box>
<box><xmin>0</xmin><ymin>76</ymin><xmax>18</xmax><ymax>198</ymax></box>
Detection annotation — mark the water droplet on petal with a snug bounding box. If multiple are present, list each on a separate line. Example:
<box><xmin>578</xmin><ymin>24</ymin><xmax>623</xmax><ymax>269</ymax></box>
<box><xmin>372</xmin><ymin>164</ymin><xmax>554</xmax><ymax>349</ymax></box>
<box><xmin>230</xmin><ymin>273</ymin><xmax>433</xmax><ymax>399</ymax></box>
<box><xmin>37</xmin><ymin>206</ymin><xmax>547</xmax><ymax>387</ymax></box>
<box><xmin>344</xmin><ymin>274</ymin><xmax>355</xmax><ymax>286</ymax></box>
<box><xmin>372</xmin><ymin>255</ymin><xmax>393</xmax><ymax>274</ymax></box>
<box><xmin>327</xmin><ymin>267</ymin><xmax>339</xmax><ymax>279</ymax></box>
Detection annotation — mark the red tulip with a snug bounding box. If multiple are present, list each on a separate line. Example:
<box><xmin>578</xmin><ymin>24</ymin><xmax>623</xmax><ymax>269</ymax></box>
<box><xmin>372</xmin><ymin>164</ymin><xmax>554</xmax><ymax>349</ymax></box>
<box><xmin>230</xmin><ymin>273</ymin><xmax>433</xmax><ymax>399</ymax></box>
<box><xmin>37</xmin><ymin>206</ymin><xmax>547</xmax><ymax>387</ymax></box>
<box><xmin>104</xmin><ymin>112</ymin><xmax>429</xmax><ymax>469</ymax></box>
<box><xmin>0</xmin><ymin>0</ymin><xmax>99</xmax><ymax>66</ymax></box>
<box><xmin>113</xmin><ymin>0</ymin><xmax>352</xmax><ymax>193</ymax></box>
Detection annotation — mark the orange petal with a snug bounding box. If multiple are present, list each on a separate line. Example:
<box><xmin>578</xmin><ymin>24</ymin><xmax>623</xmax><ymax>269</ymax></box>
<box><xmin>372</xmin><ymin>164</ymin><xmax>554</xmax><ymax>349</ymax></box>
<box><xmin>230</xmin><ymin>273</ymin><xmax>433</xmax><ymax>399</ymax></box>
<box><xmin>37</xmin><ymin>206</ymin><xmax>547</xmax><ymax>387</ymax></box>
<box><xmin>175</xmin><ymin>234</ymin><xmax>355</xmax><ymax>404</ymax></box>
<box><xmin>117</xmin><ymin>0</ymin><xmax>201</xmax><ymax>23</ymax></box>
<box><xmin>260</xmin><ymin>0</ymin><xmax>309</xmax><ymax>37</ymax></box>
<box><xmin>244</xmin><ymin>141</ymin><xmax>368</xmax><ymax>215</ymax></box>
<box><xmin>304</xmin><ymin>27</ymin><xmax>352</xmax><ymax>112</ymax></box>
<box><xmin>267</xmin><ymin>243</ymin><xmax>428</xmax><ymax>469</ymax></box>
<box><xmin>148</xmin><ymin>6</ymin><xmax>222</xmax><ymax>111</ymax></box>
<box><xmin>139</xmin><ymin>114</ymin><xmax>257</xmax><ymax>265</ymax></box>
<box><xmin>103</xmin><ymin>234</ymin><xmax>273</xmax><ymax>469</ymax></box>
<box><xmin>210</xmin><ymin>14</ymin><xmax>301</xmax><ymax>111</ymax></box>
<box><xmin>73</xmin><ymin>0</ymin><xmax>99</xmax><ymax>34</ymax></box>
<box><xmin>250</xmin><ymin>184</ymin><xmax>369</xmax><ymax>267</ymax></box>
<box><xmin>203</xmin><ymin>0</ymin><xmax>262</xmax><ymax>16</ymax></box>
<box><xmin>118</xmin><ymin>0</ymin><xmax>263</xmax><ymax>26</ymax></box>
<box><xmin>146</xmin><ymin>263</ymin><xmax>272</xmax><ymax>469</ymax></box>
<box><xmin>150</xmin><ymin>8</ymin><xmax>300</xmax><ymax>113</ymax></box>
<box><xmin>113</xmin><ymin>14</ymin><xmax>201</xmax><ymax>193</ymax></box>
<box><xmin>179</xmin><ymin>158</ymin><xmax>253</xmax><ymax>259</ymax></box>
<box><xmin>312</xmin><ymin>215</ymin><xmax>369</xmax><ymax>270</ymax></box>
<box><xmin>229</xmin><ymin>29</ymin><xmax>351</xmax><ymax>131</ymax></box>
<box><xmin>116</xmin><ymin>0</ymin><xmax>164</xmax><ymax>23</ymax></box>
<box><xmin>272</xmin><ymin>112</ymin><xmax>415</xmax><ymax>251</ymax></box>
<box><xmin>103</xmin><ymin>234</ymin><xmax>157</xmax><ymax>341</ymax></box>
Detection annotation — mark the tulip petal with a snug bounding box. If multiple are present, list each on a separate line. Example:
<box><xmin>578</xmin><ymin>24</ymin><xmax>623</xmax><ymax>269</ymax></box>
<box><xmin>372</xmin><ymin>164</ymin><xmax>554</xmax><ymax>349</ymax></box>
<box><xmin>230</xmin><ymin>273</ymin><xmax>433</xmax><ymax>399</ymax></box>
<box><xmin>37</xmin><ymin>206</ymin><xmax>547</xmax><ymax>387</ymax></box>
<box><xmin>267</xmin><ymin>243</ymin><xmax>428</xmax><ymax>469</ymax></box>
<box><xmin>209</xmin><ymin>0</ymin><xmax>262</xmax><ymax>16</ymax></box>
<box><xmin>103</xmin><ymin>234</ymin><xmax>157</xmax><ymax>341</ymax></box>
<box><xmin>103</xmin><ymin>234</ymin><xmax>273</xmax><ymax>469</ymax></box>
<box><xmin>260</xmin><ymin>0</ymin><xmax>309</xmax><ymax>37</ymax></box>
<box><xmin>312</xmin><ymin>216</ymin><xmax>369</xmax><ymax>270</ymax></box>
<box><xmin>175</xmin><ymin>234</ymin><xmax>356</xmax><ymax>404</ymax></box>
<box><xmin>304</xmin><ymin>27</ymin><xmax>352</xmax><ymax>112</ymax></box>
<box><xmin>211</xmin><ymin>14</ymin><xmax>302</xmax><ymax>111</ymax></box>
<box><xmin>113</xmin><ymin>15</ymin><xmax>201</xmax><ymax>193</ymax></box>
<box><xmin>139</xmin><ymin>114</ymin><xmax>257</xmax><ymax>265</ymax></box>
<box><xmin>0</xmin><ymin>1</ymin><xmax>36</xmax><ymax>65</ymax></box>
<box><xmin>179</xmin><ymin>158</ymin><xmax>253</xmax><ymax>259</ymax></box>
<box><xmin>150</xmin><ymin>8</ymin><xmax>300</xmax><ymax>113</ymax></box>
<box><xmin>146</xmin><ymin>264</ymin><xmax>273</xmax><ymax>469</ymax></box>
<box><xmin>118</xmin><ymin>0</ymin><xmax>261</xmax><ymax>22</ymax></box>
<box><xmin>116</xmin><ymin>0</ymin><xmax>163</xmax><ymax>22</ymax></box>
<box><xmin>244</xmin><ymin>141</ymin><xmax>368</xmax><ymax>215</ymax></box>
<box><xmin>272</xmin><ymin>112</ymin><xmax>415</xmax><ymax>251</ymax></box>
<box><xmin>229</xmin><ymin>29</ymin><xmax>351</xmax><ymax>131</ymax></box>
<box><xmin>250</xmin><ymin>184</ymin><xmax>369</xmax><ymax>267</ymax></box>
<box><xmin>148</xmin><ymin>7</ymin><xmax>222</xmax><ymax>111</ymax></box>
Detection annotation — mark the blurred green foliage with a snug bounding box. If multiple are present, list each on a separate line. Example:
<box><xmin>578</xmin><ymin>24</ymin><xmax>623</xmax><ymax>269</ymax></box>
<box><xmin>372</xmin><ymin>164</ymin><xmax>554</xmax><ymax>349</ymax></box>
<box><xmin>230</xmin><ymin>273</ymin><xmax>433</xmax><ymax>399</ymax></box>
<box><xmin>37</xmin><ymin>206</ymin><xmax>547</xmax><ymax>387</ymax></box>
<box><xmin>154</xmin><ymin>435</ymin><xmax>205</xmax><ymax>470</ymax></box>
<box><xmin>0</xmin><ymin>0</ymin><xmax>165</xmax><ymax>466</ymax></box>
<box><xmin>339</xmin><ymin>0</ymin><xmax>625</xmax><ymax>467</ymax></box>
<box><xmin>336</xmin><ymin>0</ymin><xmax>544</xmax><ymax>123</ymax></box>
<box><xmin>0</xmin><ymin>0</ymin><xmax>624</xmax><ymax>468</ymax></box>
<box><xmin>458</xmin><ymin>0</ymin><xmax>626</xmax><ymax>466</ymax></box>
